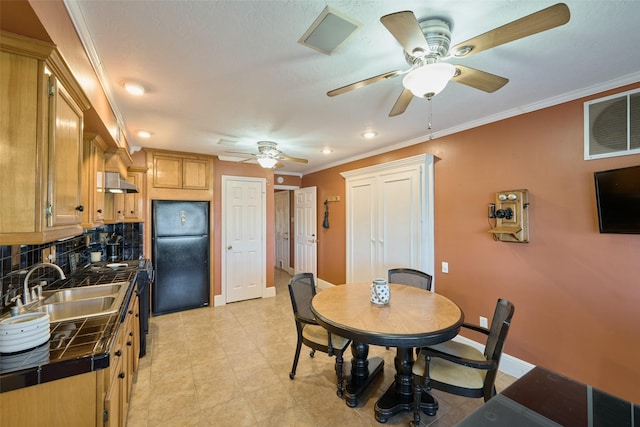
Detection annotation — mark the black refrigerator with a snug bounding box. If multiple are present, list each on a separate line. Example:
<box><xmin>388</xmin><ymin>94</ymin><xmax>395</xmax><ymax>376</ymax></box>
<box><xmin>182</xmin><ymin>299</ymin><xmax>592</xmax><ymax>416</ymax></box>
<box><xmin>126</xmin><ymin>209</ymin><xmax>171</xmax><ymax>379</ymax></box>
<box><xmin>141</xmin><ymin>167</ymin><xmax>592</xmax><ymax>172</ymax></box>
<box><xmin>152</xmin><ymin>200</ymin><xmax>210</xmax><ymax>315</ymax></box>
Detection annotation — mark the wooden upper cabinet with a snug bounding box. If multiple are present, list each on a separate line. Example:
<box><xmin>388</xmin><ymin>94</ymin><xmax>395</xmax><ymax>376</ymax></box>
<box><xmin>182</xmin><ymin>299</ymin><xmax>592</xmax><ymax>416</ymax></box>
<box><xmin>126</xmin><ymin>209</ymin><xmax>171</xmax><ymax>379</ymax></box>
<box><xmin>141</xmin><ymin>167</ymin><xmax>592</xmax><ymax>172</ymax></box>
<box><xmin>124</xmin><ymin>168</ymin><xmax>145</xmax><ymax>221</ymax></box>
<box><xmin>183</xmin><ymin>158</ymin><xmax>208</xmax><ymax>189</ymax></box>
<box><xmin>152</xmin><ymin>152</ymin><xmax>209</xmax><ymax>190</ymax></box>
<box><xmin>48</xmin><ymin>74</ymin><xmax>84</xmax><ymax>228</ymax></box>
<box><xmin>0</xmin><ymin>32</ymin><xmax>89</xmax><ymax>245</ymax></box>
<box><xmin>153</xmin><ymin>155</ymin><xmax>182</xmax><ymax>188</ymax></box>
<box><xmin>81</xmin><ymin>133</ymin><xmax>107</xmax><ymax>228</ymax></box>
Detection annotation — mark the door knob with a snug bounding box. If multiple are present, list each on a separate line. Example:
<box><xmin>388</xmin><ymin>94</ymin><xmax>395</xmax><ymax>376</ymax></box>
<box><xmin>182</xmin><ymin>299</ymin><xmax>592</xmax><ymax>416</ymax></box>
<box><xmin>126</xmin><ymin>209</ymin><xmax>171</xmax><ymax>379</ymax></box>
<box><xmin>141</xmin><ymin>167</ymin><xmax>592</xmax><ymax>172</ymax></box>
<box><xmin>227</xmin><ymin>245</ymin><xmax>232</xmax><ymax>250</ymax></box>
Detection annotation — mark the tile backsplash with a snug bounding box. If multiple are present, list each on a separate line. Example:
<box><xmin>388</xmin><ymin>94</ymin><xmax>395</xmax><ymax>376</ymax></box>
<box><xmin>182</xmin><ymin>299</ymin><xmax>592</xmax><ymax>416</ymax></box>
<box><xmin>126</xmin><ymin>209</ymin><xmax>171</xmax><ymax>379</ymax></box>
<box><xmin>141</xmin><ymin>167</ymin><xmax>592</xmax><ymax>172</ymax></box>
<box><xmin>1</xmin><ymin>222</ymin><xmax>144</xmax><ymax>308</ymax></box>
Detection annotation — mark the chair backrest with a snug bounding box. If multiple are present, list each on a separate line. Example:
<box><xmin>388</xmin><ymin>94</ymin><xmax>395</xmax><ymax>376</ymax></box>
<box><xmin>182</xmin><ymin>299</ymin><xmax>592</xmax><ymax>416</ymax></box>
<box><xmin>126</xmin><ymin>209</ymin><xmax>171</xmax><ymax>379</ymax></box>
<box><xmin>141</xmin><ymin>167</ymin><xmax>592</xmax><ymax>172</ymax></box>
<box><xmin>288</xmin><ymin>272</ymin><xmax>317</xmax><ymax>323</ymax></box>
<box><xmin>388</xmin><ymin>268</ymin><xmax>433</xmax><ymax>291</ymax></box>
<box><xmin>484</xmin><ymin>298</ymin><xmax>515</xmax><ymax>363</ymax></box>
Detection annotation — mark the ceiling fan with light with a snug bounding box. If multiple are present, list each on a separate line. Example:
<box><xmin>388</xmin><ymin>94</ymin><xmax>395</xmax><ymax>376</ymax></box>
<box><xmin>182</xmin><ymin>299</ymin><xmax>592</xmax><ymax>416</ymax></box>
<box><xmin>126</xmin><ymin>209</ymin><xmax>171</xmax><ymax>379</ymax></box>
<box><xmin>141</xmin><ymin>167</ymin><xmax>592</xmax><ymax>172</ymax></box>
<box><xmin>328</xmin><ymin>3</ymin><xmax>570</xmax><ymax>116</ymax></box>
<box><xmin>227</xmin><ymin>141</ymin><xmax>309</xmax><ymax>169</ymax></box>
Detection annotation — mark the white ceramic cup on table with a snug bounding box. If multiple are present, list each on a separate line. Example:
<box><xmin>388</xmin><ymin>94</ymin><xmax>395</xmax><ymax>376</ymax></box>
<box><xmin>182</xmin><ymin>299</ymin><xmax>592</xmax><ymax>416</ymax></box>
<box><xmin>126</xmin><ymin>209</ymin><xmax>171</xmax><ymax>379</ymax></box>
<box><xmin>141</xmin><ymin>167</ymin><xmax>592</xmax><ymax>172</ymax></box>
<box><xmin>370</xmin><ymin>278</ymin><xmax>390</xmax><ymax>305</ymax></box>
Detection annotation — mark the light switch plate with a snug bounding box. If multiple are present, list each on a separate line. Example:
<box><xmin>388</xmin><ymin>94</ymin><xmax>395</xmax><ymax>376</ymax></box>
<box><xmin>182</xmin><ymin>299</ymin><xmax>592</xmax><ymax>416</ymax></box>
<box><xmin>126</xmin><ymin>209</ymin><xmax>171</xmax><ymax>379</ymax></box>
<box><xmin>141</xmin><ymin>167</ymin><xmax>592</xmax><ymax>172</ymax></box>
<box><xmin>442</xmin><ymin>262</ymin><xmax>449</xmax><ymax>273</ymax></box>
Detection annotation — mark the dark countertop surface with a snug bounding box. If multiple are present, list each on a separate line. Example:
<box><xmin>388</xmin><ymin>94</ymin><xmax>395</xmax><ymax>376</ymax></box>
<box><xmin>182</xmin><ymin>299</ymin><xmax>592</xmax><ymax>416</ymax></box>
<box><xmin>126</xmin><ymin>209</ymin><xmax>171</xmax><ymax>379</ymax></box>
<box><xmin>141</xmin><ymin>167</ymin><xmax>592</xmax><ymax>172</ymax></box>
<box><xmin>456</xmin><ymin>366</ymin><xmax>639</xmax><ymax>426</ymax></box>
<box><xmin>0</xmin><ymin>261</ymin><xmax>146</xmax><ymax>393</ymax></box>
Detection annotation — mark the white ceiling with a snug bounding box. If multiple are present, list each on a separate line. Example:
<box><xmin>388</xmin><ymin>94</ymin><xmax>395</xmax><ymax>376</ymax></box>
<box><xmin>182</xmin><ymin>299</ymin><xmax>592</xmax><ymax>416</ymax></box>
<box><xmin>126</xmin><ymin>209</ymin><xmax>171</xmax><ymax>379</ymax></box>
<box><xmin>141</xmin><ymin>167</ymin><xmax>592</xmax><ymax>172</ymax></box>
<box><xmin>65</xmin><ymin>1</ymin><xmax>640</xmax><ymax>174</ymax></box>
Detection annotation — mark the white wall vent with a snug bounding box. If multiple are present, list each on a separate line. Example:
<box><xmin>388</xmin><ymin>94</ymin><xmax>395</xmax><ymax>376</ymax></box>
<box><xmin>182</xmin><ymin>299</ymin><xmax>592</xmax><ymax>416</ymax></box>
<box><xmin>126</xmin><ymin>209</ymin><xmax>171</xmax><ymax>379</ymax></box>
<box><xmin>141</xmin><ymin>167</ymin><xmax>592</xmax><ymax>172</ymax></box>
<box><xmin>584</xmin><ymin>88</ymin><xmax>640</xmax><ymax>160</ymax></box>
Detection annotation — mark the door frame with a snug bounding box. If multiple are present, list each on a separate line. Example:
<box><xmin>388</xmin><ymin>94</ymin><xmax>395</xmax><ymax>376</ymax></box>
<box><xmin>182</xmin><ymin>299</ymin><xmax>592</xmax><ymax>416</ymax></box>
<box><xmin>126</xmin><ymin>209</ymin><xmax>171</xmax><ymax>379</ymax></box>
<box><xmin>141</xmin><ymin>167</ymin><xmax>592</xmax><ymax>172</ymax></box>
<box><xmin>294</xmin><ymin>186</ymin><xmax>318</xmax><ymax>278</ymax></box>
<box><xmin>274</xmin><ymin>190</ymin><xmax>291</xmax><ymax>274</ymax></box>
<box><xmin>220</xmin><ymin>175</ymin><xmax>267</xmax><ymax>304</ymax></box>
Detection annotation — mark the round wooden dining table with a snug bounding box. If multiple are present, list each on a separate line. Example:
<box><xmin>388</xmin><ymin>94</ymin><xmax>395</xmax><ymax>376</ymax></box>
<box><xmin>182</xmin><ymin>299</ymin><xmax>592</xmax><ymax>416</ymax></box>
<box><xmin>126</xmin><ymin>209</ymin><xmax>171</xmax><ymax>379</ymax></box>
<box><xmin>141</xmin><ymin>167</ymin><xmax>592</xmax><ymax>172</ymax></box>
<box><xmin>311</xmin><ymin>283</ymin><xmax>464</xmax><ymax>423</ymax></box>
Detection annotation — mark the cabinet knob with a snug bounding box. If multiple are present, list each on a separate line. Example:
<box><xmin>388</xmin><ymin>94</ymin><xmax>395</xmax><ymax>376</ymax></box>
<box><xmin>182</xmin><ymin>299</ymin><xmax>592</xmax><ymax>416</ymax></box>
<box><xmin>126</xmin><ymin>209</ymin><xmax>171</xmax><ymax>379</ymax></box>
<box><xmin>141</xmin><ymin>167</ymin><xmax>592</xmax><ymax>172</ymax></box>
<box><xmin>118</xmin><ymin>372</ymin><xmax>125</xmax><ymax>379</ymax></box>
<box><xmin>117</xmin><ymin>210</ymin><xmax>122</xmax><ymax>214</ymax></box>
<box><xmin>115</xmin><ymin>350</ymin><xmax>122</xmax><ymax>357</ymax></box>
<box><xmin>75</xmin><ymin>205</ymin><xmax>84</xmax><ymax>212</ymax></box>
<box><xmin>97</xmin><ymin>209</ymin><xmax>103</xmax><ymax>213</ymax></box>
<box><xmin>127</xmin><ymin>341</ymin><xmax>133</xmax><ymax>346</ymax></box>
<box><xmin>130</xmin><ymin>211</ymin><xmax>135</xmax><ymax>214</ymax></box>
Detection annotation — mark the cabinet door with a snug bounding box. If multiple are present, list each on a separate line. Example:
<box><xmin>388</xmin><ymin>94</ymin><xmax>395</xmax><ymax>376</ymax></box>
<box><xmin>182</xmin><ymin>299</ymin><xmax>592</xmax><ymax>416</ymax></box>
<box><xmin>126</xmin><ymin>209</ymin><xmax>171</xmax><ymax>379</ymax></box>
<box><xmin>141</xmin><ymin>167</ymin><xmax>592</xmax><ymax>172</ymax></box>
<box><xmin>104</xmin><ymin>193</ymin><xmax>124</xmax><ymax>223</ymax></box>
<box><xmin>153</xmin><ymin>155</ymin><xmax>182</xmax><ymax>188</ymax></box>
<box><xmin>104</xmin><ymin>363</ymin><xmax>123</xmax><ymax>427</ymax></box>
<box><xmin>0</xmin><ymin>51</ymin><xmax>40</xmax><ymax>236</ymax></box>
<box><xmin>183</xmin><ymin>158</ymin><xmax>208</xmax><ymax>189</ymax></box>
<box><xmin>95</xmin><ymin>148</ymin><xmax>105</xmax><ymax>222</ymax></box>
<box><xmin>47</xmin><ymin>75</ymin><xmax>83</xmax><ymax>228</ymax></box>
<box><xmin>124</xmin><ymin>173</ymin><xmax>143</xmax><ymax>221</ymax></box>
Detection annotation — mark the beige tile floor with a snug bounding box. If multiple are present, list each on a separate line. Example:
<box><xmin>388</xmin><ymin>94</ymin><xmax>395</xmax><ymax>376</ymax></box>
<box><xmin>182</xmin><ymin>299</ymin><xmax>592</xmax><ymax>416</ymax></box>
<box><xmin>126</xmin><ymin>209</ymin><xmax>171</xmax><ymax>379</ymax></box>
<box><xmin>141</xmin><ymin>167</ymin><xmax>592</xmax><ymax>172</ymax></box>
<box><xmin>126</xmin><ymin>269</ymin><xmax>516</xmax><ymax>426</ymax></box>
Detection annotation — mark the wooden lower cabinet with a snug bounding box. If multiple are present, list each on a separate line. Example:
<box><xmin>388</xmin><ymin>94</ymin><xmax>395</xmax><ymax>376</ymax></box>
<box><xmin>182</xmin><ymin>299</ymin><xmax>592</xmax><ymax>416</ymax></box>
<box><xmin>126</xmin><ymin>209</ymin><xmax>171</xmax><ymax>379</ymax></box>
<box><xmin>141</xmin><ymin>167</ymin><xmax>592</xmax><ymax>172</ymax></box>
<box><xmin>0</xmin><ymin>372</ymin><xmax>98</xmax><ymax>427</ymax></box>
<box><xmin>103</xmin><ymin>288</ymin><xmax>139</xmax><ymax>427</ymax></box>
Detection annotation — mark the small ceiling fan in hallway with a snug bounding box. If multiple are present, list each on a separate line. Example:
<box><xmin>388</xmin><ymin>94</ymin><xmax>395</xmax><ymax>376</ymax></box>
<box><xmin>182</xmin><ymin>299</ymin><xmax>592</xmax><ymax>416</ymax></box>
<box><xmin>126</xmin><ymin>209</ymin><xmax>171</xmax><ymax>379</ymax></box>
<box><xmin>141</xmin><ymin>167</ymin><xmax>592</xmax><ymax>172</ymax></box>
<box><xmin>227</xmin><ymin>141</ymin><xmax>309</xmax><ymax>169</ymax></box>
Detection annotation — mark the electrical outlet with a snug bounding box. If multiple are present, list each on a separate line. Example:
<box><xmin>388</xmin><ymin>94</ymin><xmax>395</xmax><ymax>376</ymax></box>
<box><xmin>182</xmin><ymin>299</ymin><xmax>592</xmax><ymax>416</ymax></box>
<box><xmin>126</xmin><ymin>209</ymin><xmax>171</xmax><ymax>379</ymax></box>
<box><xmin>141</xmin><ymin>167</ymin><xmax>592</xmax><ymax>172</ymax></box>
<box><xmin>441</xmin><ymin>262</ymin><xmax>449</xmax><ymax>273</ymax></box>
<box><xmin>479</xmin><ymin>316</ymin><xmax>488</xmax><ymax>328</ymax></box>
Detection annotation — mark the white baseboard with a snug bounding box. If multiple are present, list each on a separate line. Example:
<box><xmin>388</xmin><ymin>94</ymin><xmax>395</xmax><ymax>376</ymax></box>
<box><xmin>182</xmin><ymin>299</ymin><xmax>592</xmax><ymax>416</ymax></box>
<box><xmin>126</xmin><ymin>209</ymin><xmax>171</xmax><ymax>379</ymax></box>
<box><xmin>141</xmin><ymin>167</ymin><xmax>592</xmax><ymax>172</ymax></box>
<box><xmin>452</xmin><ymin>334</ymin><xmax>535</xmax><ymax>379</ymax></box>
<box><xmin>263</xmin><ymin>285</ymin><xmax>276</xmax><ymax>298</ymax></box>
<box><xmin>214</xmin><ymin>284</ymin><xmax>276</xmax><ymax>307</ymax></box>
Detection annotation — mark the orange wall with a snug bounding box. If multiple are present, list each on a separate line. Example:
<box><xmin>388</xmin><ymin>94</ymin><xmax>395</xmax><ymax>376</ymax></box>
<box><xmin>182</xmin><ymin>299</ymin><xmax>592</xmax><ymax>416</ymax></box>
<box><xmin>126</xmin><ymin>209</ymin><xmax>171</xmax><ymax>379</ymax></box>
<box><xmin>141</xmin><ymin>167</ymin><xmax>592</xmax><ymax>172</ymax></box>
<box><xmin>303</xmin><ymin>83</ymin><xmax>640</xmax><ymax>403</ymax></box>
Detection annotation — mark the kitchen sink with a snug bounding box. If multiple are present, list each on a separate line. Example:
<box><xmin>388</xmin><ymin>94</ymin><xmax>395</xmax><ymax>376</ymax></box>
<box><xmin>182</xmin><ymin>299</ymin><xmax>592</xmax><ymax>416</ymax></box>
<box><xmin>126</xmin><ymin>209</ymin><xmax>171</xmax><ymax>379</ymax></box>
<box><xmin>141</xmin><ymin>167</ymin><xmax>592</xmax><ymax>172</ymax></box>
<box><xmin>42</xmin><ymin>283</ymin><xmax>125</xmax><ymax>304</ymax></box>
<box><xmin>31</xmin><ymin>281</ymin><xmax>131</xmax><ymax>322</ymax></box>
<box><xmin>38</xmin><ymin>297</ymin><xmax>118</xmax><ymax>322</ymax></box>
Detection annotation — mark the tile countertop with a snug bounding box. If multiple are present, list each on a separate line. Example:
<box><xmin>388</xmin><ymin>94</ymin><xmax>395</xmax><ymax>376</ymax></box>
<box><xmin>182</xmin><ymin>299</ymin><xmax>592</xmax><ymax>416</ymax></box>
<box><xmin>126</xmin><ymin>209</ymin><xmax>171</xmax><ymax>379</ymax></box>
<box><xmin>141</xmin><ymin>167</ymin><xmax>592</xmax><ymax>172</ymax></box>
<box><xmin>0</xmin><ymin>263</ymin><xmax>142</xmax><ymax>393</ymax></box>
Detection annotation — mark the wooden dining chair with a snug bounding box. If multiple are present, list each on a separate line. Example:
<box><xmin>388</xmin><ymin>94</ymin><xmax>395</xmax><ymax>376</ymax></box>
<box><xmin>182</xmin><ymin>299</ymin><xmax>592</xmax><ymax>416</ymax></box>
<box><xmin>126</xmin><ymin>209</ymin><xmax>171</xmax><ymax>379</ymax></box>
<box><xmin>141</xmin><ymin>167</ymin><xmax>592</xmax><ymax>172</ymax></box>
<box><xmin>287</xmin><ymin>272</ymin><xmax>351</xmax><ymax>397</ymax></box>
<box><xmin>388</xmin><ymin>268</ymin><xmax>433</xmax><ymax>291</ymax></box>
<box><xmin>411</xmin><ymin>298</ymin><xmax>515</xmax><ymax>425</ymax></box>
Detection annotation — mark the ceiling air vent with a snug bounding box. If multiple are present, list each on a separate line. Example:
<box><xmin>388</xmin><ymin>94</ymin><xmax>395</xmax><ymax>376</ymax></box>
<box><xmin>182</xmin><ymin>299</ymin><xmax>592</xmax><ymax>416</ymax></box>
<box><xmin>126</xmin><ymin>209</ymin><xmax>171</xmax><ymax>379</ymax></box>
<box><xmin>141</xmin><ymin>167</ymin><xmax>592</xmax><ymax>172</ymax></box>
<box><xmin>585</xmin><ymin>88</ymin><xmax>640</xmax><ymax>160</ymax></box>
<box><xmin>298</xmin><ymin>6</ymin><xmax>361</xmax><ymax>55</ymax></box>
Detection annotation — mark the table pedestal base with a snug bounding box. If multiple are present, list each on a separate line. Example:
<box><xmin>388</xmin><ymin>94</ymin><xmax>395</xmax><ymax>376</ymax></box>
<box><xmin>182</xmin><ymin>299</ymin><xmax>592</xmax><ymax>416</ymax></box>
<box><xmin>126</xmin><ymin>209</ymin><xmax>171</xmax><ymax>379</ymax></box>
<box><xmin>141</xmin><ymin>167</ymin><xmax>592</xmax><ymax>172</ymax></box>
<box><xmin>374</xmin><ymin>380</ymin><xmax>438</xmax><ymax>423</ymax></box>
<box><xmin>374</xmin><ymin>347</ymin><xmax>438</xmax><ymax>423</ymax></box>
<box><xmin>344</xmin><ymin>342</ymin><xmax>384</xmax><ymax>407</ymax></box>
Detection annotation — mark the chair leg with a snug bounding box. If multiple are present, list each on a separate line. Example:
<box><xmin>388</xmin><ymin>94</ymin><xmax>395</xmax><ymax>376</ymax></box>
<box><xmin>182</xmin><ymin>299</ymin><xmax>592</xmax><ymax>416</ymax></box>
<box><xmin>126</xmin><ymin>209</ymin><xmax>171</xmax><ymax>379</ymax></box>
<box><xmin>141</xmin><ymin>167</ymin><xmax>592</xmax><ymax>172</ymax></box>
<box><xmin>289</xmin><ymin>338</ymin><xmax>303</xmax><ymax>380</ymax></box>
<box><xmin>334</xmin><ymin>350</ymin><xmax>345</xmax><ymax>398</ymax></box>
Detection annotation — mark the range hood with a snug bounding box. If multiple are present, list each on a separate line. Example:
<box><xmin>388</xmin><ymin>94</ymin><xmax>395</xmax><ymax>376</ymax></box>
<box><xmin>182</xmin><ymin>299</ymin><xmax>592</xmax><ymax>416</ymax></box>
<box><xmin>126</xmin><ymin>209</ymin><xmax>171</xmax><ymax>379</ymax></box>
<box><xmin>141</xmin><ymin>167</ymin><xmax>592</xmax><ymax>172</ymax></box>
<box><xmin>104</xmin><ymin>172</ymin><xmax>139</xmax><ymax>193</ymax></box>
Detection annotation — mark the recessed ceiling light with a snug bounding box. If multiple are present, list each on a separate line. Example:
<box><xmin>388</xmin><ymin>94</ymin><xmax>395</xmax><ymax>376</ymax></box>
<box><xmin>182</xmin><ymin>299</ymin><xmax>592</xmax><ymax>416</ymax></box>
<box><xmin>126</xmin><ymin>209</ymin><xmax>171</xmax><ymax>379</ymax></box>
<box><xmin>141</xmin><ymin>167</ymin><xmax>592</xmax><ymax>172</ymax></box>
<box><xmin>137</xmin><ymin>130</ymin><xmax>152</xmax><ymax>138</ymax></box>
<box><xmin>321</xmin><ymin>148</ymin><xmax>333</xmax><ymax>154</ymax></box>
<box><xmin>124</xmin><ymin>82</ymin><xmax>145</xmax><ymax>95</ymax></box>
<box><xmin>362</xmin><ymin>131</ymin><xmax>377</xmax><ymax>139</ymax></box>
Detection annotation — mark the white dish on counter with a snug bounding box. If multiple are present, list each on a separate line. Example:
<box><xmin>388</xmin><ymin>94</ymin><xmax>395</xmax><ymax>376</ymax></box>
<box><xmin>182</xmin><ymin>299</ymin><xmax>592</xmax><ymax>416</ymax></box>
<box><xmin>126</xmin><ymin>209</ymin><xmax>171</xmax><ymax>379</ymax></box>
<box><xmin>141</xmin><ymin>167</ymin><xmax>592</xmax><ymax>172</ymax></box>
<box><xmin>0</xmin><ymin>312</ymin><xmax>50</xmax><ymax>353</ymax></box>
<box><xmin>106</xmin><ymin>263</ymin><xmax>128</xmax><ymax>269</ymax></box>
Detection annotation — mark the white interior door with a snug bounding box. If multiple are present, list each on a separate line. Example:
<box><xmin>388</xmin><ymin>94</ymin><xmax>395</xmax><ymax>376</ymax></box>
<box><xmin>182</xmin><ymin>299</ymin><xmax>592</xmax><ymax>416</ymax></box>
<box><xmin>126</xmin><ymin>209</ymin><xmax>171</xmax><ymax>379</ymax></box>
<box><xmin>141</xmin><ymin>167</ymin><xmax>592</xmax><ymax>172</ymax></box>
<box><xmin>294</xmin><ymin>186</ymin><xmax>317</xmax><ymax>277</ymax></box>
<box><xmin>223</xmin><ymin>176</ymin><xmax>266</xmax><ymax>303</ymax></box>
<box><xmin>346</xmin><ymin>177</ymin><xmax>376</xmax><ymax>282</ymax></box>
<box><xmin>274</xmin><ymin>191</ymin><xmax>290</xmax><ymax>271</ymax></box>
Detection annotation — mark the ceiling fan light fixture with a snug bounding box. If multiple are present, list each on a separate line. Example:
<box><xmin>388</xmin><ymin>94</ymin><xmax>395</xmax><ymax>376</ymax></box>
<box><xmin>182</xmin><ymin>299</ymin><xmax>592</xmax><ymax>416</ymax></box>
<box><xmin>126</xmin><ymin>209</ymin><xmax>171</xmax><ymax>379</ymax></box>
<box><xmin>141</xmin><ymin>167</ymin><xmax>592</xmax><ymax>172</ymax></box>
<box><xmin>257</xmin><ymin>155</ymin><xmax>278</xmax><ymax>169</ymax></box>
<box><xmin>402</xmin><ymin>62</ymin><xmax>456</xmax><ymax>98</ymax></box>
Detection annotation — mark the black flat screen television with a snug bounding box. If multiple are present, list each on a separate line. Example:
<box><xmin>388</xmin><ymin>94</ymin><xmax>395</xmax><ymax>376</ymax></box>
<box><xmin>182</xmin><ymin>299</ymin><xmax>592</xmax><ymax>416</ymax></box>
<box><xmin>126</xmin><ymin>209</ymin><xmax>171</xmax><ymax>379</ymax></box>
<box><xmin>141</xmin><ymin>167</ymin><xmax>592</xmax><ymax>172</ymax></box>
<box><xmin>594</xmin><ymin>165</ymin><xmax>640</xmax><ymax>234</ymax></box>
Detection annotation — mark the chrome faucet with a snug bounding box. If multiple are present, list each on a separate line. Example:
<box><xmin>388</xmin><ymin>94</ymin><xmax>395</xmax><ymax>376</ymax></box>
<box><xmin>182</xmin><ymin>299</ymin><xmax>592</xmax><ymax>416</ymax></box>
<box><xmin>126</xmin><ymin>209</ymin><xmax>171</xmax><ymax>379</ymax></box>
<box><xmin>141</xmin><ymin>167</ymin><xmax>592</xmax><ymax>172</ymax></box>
<box><xmin>23</xmin><ymin>263</ymin><xmax>66</xmax><ymax>305</ymax></box>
